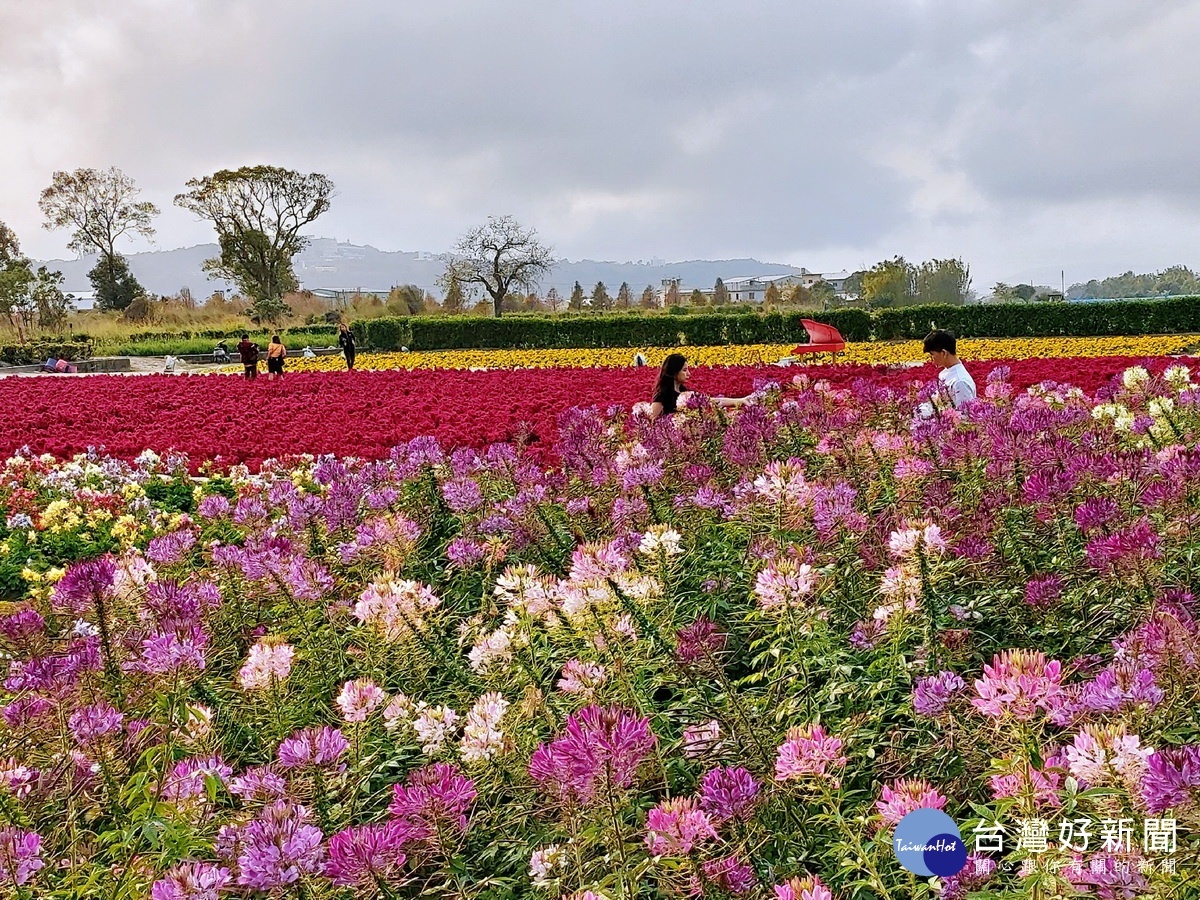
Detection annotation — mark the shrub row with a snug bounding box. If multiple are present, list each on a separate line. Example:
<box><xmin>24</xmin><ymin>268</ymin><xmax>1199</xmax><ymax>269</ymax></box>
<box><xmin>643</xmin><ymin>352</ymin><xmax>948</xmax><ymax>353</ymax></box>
<box><xmin>351</xmin><ymin>296</ymin><xmax>1200</xmax><ymax>351</ymax></box>
<box><xmin>871</xmin><ymin>295</ymin><xmax>1200</xmax><ymax>340</ymax></box>
<box><xmin>0</xmin><ymin>341</ymin><xmax>95</xmax><ymax>366</ymax></box>
<box><xmin>89</xmin><ymin>325</ymin><xmax>339</xmax><ymax>344</ymax></box>
<box><xmin>356</xmin><ymin>310</ymin><xmax>874</xmax><ymax>351</ymax></box>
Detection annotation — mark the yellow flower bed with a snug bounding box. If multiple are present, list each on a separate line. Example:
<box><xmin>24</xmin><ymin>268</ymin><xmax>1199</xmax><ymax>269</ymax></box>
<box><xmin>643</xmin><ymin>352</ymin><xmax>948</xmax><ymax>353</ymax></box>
<box><xmin>266</xmin><ymin>334</ymin><xmax>1199</xmax><ymax>373</ymax></box>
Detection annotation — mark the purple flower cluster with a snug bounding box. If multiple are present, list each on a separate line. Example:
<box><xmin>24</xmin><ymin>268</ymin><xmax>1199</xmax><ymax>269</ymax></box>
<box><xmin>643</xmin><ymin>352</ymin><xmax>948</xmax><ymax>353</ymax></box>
<box><xmin>529</xmin><ymin>705</ymin><xmax>657</xmax><ymax>806</ymax></box>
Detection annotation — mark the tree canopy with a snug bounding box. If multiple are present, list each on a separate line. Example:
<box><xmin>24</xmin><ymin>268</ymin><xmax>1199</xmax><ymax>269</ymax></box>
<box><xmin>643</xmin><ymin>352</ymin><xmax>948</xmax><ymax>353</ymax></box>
<box><xmin>438</xmin><ymin>216</ymin><xmax>554</xmax><ymax>318</ymax></box>
<box><xmin>39</xmin><ymin>167</ymin><xmax>158</xmax><ymax>310</ymax></box>
<box><xmin>174</xmin><ymin>165</ymin><xmax>335</xmax><ymax>322</ymax></box>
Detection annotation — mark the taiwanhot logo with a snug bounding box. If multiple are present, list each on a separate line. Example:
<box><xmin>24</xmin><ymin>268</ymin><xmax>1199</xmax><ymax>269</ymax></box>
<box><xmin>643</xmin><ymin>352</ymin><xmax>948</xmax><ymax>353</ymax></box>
<box><xmin>892</xmin><ymin>809</ymin><xmax>968</xmax><ymax>878</ymax></box>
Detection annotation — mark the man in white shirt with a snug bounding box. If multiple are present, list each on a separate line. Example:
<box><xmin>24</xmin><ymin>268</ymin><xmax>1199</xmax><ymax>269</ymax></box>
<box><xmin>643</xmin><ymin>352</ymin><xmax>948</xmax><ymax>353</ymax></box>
<box><xmin>918</xmin><ymin>329</ymin><xmax>976</xmax><ymax>416</ymax></box>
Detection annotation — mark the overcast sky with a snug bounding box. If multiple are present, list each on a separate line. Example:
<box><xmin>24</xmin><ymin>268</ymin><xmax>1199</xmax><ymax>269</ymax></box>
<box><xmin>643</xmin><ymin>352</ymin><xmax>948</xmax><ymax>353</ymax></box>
<box><xmin>3</xmin><ymin>0</ymin><xmax>1200</xmax><ymax>290</ymax></box>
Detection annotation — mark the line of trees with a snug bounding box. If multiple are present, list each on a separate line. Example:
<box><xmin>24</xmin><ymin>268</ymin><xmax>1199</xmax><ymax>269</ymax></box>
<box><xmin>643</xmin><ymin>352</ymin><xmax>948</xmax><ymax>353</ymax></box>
<box><xmin>23</xmin><ymin>165</ymin><xmax>339</xmax><ymax>326</ymax></box>
<box><xmin>859</xmin><ymin>256</ymin><xmax>973</xmax><ymax>308</ymax></box>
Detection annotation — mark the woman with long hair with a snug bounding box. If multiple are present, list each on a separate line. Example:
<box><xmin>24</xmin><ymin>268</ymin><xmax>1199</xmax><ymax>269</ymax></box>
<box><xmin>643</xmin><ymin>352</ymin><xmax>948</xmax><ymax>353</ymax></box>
<box><xmin>266</xmin><ymin>334</ymin><xmax>287</xmax><ymax>381</ymax></box>
<box><xmin>648</xmin><ymin>353</ymin><xmax>749</xmax><ymax>420</ymax></box>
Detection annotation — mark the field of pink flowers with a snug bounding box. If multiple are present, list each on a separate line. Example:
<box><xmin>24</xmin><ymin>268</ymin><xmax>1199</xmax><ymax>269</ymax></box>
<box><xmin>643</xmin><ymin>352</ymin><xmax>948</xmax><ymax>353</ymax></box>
<box><xmin>0</xmin><ymin>362</ymin><xmax>1198</xmax><ymax>898</ymax></box>
<box><xmin>0</xmin><ymin>354</ymin><xmax>1185</xmax><ymax>469</ymax></box>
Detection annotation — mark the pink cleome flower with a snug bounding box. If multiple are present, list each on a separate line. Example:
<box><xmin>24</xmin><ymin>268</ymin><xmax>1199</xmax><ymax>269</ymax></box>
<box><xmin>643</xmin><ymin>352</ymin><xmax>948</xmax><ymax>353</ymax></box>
<box><xmin>971</xmin><ymin>649</ymin><xmax>1065</xmax><ymax>721</ymax></box>
<box><xmin>774</xmin><ymin>724</ymin><xmax>847</xmax><ymax>788</ymax></box>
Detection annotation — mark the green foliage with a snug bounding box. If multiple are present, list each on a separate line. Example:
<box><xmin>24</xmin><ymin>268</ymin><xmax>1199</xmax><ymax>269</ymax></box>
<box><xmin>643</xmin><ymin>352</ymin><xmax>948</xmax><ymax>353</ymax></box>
<box><xmin>861</xmin><ymin>256</ymin><xmax>916</xmax><ymax>307</ymax></box>
<box><xmin>353</xmin><ymin>310</ymin><xmax>874</xmax><ymax>350</ymax></box>
<box><xmin>90</xmin><ymin>253</ymin><xmax>143</xmax><ymax>311</ymax></box>
<box><xmin>1071</xmin><ymin>264</ymin><xmax>1200</xmax><ymax>299</ymax></box>
<box><xmin>871</xmin><ymin>294</ymin><xmax>1200</xmax><ymax>340</ymax></box>
<box><xmin>0</xmin><ymin>340</ymin><xmax>95</xmax><ymax>365</ymax></box>
<box><xmin>915</xmin><ymin>257</ymin><xmax>971</xmax><ymax>306</ymax></box>
<box><xmin>348</xmin><ymin>296</ymin><xmax>1200</xmax><ymax>353</ymax></box>
<box><xmin>174</xmin><ymin>166</ymin><xmax>334</xmax><ymax>308</ymax></box>
<box><xmin>569</xmin><ymin>281</ymin><xmax>585</xmax><ymax>311</ymax></box>
<box><xmin>361</xmin><ymin>317</ymin><xmax>411</xmax><ymax>351</ymax></box>
<box><xmin>713</xmin><ymin>277</ymin><xmax>730</xmax><ymax>306</ymax></box>
<box><xmin>102</xmin><ymin>327</ymin><xmax>337</xmax><ymax>357</ymax></box>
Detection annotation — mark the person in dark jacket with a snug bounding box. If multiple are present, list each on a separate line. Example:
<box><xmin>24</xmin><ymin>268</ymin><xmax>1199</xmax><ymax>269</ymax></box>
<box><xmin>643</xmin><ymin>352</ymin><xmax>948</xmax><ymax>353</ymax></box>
<box><xmin>237</xmin><ymin>333</ymin><xmax>259</xmax><ymax>380</ymax></box>
<box><xmin>338</xmin><ymin>323</ymin><xmax>357</xmax><ymax>371</ymax></box>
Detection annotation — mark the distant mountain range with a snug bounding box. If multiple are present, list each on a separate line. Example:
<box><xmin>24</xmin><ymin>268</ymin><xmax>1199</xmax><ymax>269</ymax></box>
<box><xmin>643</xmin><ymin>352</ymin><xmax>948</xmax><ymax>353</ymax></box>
<box><xmin>37</xmin><ymin>238</ymin><xmax>815</xmax><ymax>299</ymax></box>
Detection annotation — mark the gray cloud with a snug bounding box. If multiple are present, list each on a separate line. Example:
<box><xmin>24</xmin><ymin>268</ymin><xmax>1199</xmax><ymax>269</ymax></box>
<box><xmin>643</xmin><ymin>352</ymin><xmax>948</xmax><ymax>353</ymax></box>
<box><xmin>3</xmin><ymin>0</ymin><xmax>1200</xmax><ymax>290</ymax></box>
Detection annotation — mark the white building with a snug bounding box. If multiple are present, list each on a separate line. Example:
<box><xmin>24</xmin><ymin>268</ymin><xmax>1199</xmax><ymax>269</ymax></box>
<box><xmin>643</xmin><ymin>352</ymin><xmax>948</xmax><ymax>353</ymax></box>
<box><xmin>723</xmin><ymin>270</ymin><xmax>855</xmax><ymax>302</ymax></box>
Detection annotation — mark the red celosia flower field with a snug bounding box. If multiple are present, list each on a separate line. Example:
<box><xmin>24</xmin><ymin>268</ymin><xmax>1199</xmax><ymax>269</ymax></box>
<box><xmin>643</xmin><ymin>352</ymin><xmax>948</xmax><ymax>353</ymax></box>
<box><xmin>0</xmin><ymin>355</ymin><xmax>1182</xmax><ymax>468</ymax></box>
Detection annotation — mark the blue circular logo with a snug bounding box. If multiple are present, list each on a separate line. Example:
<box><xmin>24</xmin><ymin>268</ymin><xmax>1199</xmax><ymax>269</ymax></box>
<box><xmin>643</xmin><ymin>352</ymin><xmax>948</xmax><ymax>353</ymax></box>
<box><xmin>893</xmin><ymin>809</ymin><xmax>967</xmax><ymax>877</ymax></box>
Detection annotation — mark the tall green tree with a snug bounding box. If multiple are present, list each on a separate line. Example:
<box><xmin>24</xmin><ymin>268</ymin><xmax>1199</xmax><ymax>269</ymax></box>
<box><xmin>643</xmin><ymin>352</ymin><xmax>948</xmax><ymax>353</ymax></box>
<box><xmin>545</xmin><ymin>286</ymin><xmax>562</xmax><ymax>313</ymax></box>
<box><xmin>810</xmin><ymin>280</ymin><xmax>837</xmax><ymax>309</ymax></box>
<box><xmin>174</xmin><ymin>165</ymin><xmax>334</xmax><ymax>323</ymax></box>
<box><xmin>89</xmin><ymin>254</ymin><xmax>142</xmax><ymax>312</ymax></box>
<box><xmin>0</xmin><ymin>222</ymin><xmax>34</xmax><ymax>331</ymax></box>
<box><xmin>689</xmin><ymin>288</ymin><xmax>707</xmax><ymax>307</ymax></box>
<box><xmin>387</xmin><ymin>284</ymin><xmax>424</xmax><ymax>316</ymax></box>
<box><xmin>639</xmin><ymin>285</ymin><xmax>658</xmax><ymax>309</ymax></box>
<box><xmin>763</xmin><ymin>281</ymin><xmax>782</xmax><ymax>309</ymax></box>
<box><xmin>713</xmin><ymin>277</ymin><xmax>730</xmax><ymax>306</ymax></box>
<box><xmin>438</xmin><ymin>215</ymin><xmax>554</xmax><ymax>318</ymax></box>
<box><xmin>32</xmin><ymin>267</ymin><xmax>69</xmax><ymax>334</ymax></box>
<box><xmin>39</xmin><ymin>166</ymin><xmax>158</xmax><ymax>311</ymax></box>
<box><xmin>442</xmin><ymin>275</ymin><xmax>466</xmax><ymax>313</ymax></box>
<box><xmin>0</xmin><ymin>220</ymin><xmax>68</xmax><ymax>334</ymax></box>
<box><xmin>569</xmin><ymin>281</ymin><xmax>585</xmax><ymax>311</ymax></box>
<box><xmin>616</xmin><ymin>282</ymin><xmax>633</xmax><ymax>309</ymax></box>
<box><xmin>592</xmin><ymin>281</ymin><xmax>611</xmax><ymax>310</ymax></box>
<box><xmin>915</xmin><ymin>258</ymin><xmax>971</xmax><ymax>306</ymax></box>
<box><xmin>861</xmin><ymin>257</ymin><xmax>916</xmax><ymax>308</ymax></box>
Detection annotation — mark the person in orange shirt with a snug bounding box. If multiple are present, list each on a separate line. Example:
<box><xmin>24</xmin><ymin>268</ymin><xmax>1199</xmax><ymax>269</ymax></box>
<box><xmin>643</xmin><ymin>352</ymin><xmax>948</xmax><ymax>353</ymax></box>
<box><xmin>266</xmin><ymin>334</ymin><xmax>287</xmax><ymax>381</ymax></box>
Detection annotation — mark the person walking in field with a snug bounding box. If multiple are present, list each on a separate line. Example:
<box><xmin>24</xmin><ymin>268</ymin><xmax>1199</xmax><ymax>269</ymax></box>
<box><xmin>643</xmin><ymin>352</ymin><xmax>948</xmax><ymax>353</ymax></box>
<box><xmin>237</xmin><ymin>333</ymin><xmax>259</xmax><ymax>381</ymax></box>
<box><xmin>267</xmin><ymin>334</ymin><xmax>287</xmax><ymax>381</ymax></box>
<box><xmin>338</xmin><ymin>322</ymin><xmax>357</xmax><ymax>371</ymax></box>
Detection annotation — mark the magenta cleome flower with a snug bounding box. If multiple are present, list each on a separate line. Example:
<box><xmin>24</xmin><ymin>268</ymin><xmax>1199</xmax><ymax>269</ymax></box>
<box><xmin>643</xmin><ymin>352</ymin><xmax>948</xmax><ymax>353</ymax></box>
<box><xmin>774</xmin><ymin>874</ymin><xmax>833</xmax><ymax>900</ymax></box>
<box><xmin>324</xmin><ymin>821</ymin><xmax>409</xmax><ymax>888</ymax></box>
<box><xmin>336</xmin><ymin>679</ymin><xmax>386</xmax><ymax>723</ymax></box>
<box><xmin>388</xmin><ymin>763</ymin><xmax>477</xmax><ymax>845</ymax></box>
<box><xmin>51</xmin><ymin>556</ymin><xmax>117</xmax><ymax>614</ymax></box>
<box><xmin>700</xmin><ymin>856</ymin><xmax>756</xmax><ymax>895</ymax></box>
<box><xmin>644</xmin><ymin>797</ymin><xmax>718</xmax><ymax>856</ymax></box>
<box><xmin>232</xmin><ymin>800</ymin><xmax>325</xmax><ymax>892</ymax></box>
<box><xmin>912</xmin><ymin>671</ymin><xmax>966</xmax><ymax>718</ymax></box>
<box><xmin>774</xmin><ymin>724</ymin><xmax>847</xmax><ymax>787</ymax></box>
<box><xmin>68</xmin><ymin>702</ymin><xmax>124</xmax><ymax>746</ymax></box>
<box><xmin>1140</xmin><ymin>745</ymin><xmax>1200</xmax><ymax>815</ymax></box>
<box><xmin>528</xmin><ymin>705</ymin><xmax>657</xmax><ymax>807</ymax></box>
<box><xmin>277</xmin><ymin>727</ymin><xmax>349</xmax><ymax>770</ymax></box>
<box><xmin>674</xmin><ymin>616</ymin><xmax>727</xmax><ymax>667</ymax></box>
<box><xmin>150</xmin><ymin>860</ymin><xmax>232</xmax><ymax>900</ymax></box>
<box><xmin>699</xmin><ymin>766</ymin><xmax>761</xmax><ymax>822</ymax></box>
<box><xmin>874</xmin><ymin>778</ymin><xmax>948</xmax><ymax>827</ymax></box>
<box><xmin>972</xmin><ymin>649</ymin><xmax>1064</xmax><ymax>721</ymax></box>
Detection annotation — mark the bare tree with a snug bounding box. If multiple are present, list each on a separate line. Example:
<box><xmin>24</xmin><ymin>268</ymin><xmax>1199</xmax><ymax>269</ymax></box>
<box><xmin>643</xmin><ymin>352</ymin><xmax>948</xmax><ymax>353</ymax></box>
<box><xmin>438</xmin><ymin>216</ymin><xmax>554</xmax><ymax>317</ymax></box>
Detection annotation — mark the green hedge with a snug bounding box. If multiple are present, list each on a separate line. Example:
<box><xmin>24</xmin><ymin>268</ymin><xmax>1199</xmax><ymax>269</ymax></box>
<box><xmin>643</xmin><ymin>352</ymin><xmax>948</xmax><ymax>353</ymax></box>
<box><xmin>352</xmin><ymin>296</ymin><xmax>1200</xmax><ymax>351</ymax></box>
<box><xmin>872</xmin><ymin>296</ymin><xmax>1200</xmax><ymax>340</ymax></box>
<box><xmin>355</xmin><ymin>310</ymin><xmax>873</xmax><ymax>351</ymax></box>
<box><xmin>1</xmin><ymin>341</ymin><xmax>95</xmax><ymax>365</ymax></box>
<box><xmin>116</xmin><ymin>324</ymin><xmax>337</xmax><ymax>342</ymax></box>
